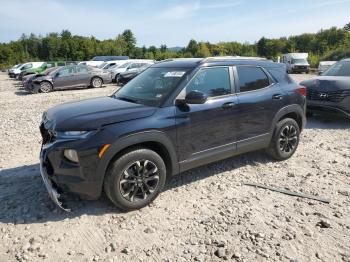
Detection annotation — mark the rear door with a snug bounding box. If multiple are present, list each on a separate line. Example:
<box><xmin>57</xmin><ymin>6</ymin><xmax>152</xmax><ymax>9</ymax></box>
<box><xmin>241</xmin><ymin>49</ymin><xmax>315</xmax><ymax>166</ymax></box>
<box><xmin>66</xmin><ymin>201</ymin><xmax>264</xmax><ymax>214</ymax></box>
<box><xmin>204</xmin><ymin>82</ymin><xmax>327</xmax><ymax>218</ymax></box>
<box><xmin>176</xmin><ymin>66</ymin><xmax>239</xmax><ymax>169</ymax></box>
<box><xmin>73</xmin><ymin>66</ymin><xmax>91</xmax><ymax>87</ymax></box>
<box><xmin>234</xmin><ymin>65</ymin><xmax>286</xmax><ymax>149</ymax></box>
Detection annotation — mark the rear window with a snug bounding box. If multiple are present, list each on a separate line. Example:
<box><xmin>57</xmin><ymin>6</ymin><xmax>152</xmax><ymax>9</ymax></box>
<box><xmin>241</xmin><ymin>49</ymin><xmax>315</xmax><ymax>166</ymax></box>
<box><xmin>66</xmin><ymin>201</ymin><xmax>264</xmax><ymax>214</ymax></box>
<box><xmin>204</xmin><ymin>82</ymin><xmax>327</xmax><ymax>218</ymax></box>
<box><xmin>237</xmin><ymin>66</ymin><xmax>270</xmax><ymax>92</ymax></box>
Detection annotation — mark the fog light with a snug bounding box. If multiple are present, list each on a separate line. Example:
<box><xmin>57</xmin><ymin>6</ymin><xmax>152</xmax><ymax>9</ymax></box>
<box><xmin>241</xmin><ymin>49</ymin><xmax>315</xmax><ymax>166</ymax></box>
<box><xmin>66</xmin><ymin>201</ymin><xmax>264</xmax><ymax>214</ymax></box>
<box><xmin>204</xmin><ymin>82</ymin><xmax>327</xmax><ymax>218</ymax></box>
<box><xmin>64</xmin><ymin>149</ymin><xmax>79</xmax><ymax>163</ymax></box>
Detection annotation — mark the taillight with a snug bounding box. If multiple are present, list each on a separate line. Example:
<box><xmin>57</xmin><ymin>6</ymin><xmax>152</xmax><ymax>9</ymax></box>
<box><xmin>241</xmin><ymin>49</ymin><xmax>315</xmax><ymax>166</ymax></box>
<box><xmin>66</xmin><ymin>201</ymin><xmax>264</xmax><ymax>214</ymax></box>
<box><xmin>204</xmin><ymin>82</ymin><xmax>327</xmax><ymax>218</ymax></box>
<box><xmin>296</xmin><ymin>86</ymin><xmax>306</xmax><ymax>96</ymax></box>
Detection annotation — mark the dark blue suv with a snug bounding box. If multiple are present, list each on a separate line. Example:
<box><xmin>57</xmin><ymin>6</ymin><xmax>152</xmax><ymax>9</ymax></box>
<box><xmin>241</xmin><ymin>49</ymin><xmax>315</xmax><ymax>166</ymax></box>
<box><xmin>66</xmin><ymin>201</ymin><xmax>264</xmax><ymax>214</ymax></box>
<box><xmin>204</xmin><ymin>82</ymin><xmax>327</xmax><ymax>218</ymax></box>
<box><xmin>39</xmin><ymin>58</ymin><xmax>306</xmax><ymax>211</ymax></box>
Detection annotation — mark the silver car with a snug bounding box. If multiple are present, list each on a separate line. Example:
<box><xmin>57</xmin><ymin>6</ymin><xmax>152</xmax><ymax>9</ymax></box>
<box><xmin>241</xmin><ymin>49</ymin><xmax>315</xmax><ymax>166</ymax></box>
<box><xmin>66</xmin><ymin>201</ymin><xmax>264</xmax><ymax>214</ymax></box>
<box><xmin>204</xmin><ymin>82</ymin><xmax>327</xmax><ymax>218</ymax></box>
<box><xmin>26</xmin><ymin>65</ymin><xmax>112</xmax><ymax>93</ymax></box>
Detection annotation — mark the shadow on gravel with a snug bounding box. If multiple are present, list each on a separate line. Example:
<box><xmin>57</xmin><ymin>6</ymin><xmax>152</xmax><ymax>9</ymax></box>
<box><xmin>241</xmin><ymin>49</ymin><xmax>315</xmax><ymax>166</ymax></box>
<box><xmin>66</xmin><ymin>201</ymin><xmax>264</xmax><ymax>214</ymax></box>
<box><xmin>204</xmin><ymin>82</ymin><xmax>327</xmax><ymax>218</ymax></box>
<box><xmin>0</xmin><ymin>164</ymin><xmax>119</xmax><ymax>225</ymax></box>
<box><xmin>15</xmin><ymin>91</ymin><xmax>31</xmax><ymax>96</ymax></box>
<box><xmin>0</xmin><ymin>150</ymin><xmax>269</xmax><ymax>225</ymax></box>
<box><xmin>306</xmin><ymin>114</ymin><xmax>350</xmax><ymax>129</ymax></box>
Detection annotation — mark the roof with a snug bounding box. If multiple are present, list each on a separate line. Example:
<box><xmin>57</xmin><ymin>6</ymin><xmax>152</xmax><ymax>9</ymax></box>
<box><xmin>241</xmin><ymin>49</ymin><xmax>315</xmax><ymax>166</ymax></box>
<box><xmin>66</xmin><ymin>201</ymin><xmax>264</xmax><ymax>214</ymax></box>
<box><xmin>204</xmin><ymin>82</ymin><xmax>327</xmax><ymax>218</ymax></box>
<box><xmin>341</xmin><ymin>58</ymin><xmax>350</xmax><ymax>62</ymax></box>
<box><xmin>152</xmin><ymin>57</ymin><xmax>281</xmax><ymax>69</ymax></box>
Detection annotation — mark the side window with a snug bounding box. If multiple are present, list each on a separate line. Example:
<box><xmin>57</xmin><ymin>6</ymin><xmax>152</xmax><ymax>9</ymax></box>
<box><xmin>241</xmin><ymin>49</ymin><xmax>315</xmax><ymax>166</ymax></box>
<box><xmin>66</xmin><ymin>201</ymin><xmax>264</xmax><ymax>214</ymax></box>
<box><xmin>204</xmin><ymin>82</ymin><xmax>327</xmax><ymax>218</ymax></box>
<box><xmin>186</xmin><ymin>67</ymin><xmax>231</xmax><ymax>97</ymax></box>
<box><xmin>236</xmin><ymin>66</ymin><xmax>270</xmax><ymax>92</ymax></box>
<box><xmin>77</xmin><ymin>66</ymin><xmax>89</xmax><ymax>73</ymax></box>
<box><xmin>58</xmin><ymin>66</ymin><xmax>75</xmax><ymax>77</ymax></box>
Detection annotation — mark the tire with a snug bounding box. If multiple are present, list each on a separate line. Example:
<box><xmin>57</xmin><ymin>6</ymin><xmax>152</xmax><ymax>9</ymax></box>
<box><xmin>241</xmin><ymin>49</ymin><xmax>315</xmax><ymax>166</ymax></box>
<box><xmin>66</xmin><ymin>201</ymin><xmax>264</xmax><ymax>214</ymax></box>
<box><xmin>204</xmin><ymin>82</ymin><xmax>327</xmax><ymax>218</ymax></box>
<box><xmin>266</xmin><ymin>118</ymin><xmax>300</xmax><ymax>161</ymax></box>
<box><xmin>91</xmin><ymin>77</ymin><xmax>103</xmax><ymax>88</ymax></box>
<box><xmin>114</xmin><ymin>74</ymin><xmax>119</xmax><ymax>83</ymax></box>
<box><xmin>39</xmin><ymin>81</ymin><xmax>53</xmax><ymax>93</ymax></box>
<box><xmin>104</xmin><ymin>148</ymin><xmax>167</xmax><ymax>211</ymax></box>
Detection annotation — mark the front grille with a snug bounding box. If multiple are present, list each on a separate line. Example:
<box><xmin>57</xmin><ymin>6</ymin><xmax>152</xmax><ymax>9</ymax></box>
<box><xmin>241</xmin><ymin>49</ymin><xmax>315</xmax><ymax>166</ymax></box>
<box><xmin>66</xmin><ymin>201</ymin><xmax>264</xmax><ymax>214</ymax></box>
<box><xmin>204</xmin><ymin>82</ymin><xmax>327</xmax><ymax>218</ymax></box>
<box><xmin>307</xmin><ymin>89</ymin><xmax>350</xmax><ymax>102</ymax></box>
<box><xmin>296</xmin><ymin>66</ymin><xmax>306</xmax><ymax>69</ymax></box>
<box><xmin>40</xmin><ymin>124</ymin><xmax>54</xmax><ymax>144</ymax></box>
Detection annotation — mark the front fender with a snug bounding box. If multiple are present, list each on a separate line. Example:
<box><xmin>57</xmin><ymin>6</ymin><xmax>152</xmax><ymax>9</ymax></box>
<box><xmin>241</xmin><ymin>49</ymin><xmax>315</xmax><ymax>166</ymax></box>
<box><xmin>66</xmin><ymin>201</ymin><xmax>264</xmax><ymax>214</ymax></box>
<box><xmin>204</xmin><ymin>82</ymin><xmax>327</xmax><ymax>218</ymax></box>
<box><xmin>94</xmin><ymin>130</ymin><xmax>179</xmax><ymax>194</ymax></box>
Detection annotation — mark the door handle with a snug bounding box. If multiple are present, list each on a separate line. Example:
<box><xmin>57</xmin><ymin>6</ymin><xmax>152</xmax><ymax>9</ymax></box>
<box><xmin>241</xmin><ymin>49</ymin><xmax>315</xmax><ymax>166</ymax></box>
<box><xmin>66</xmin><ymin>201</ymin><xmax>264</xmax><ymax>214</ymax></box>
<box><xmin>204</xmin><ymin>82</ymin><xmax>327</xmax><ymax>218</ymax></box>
<box><xmin>221</xmin><ymin>102</ymin><xmax>235</xmax><ymax>109</ymax></box>
<box><xmin>272</xmin><ymin>94</ymin><xmax>283</xmax><ymax>100</ymax></box>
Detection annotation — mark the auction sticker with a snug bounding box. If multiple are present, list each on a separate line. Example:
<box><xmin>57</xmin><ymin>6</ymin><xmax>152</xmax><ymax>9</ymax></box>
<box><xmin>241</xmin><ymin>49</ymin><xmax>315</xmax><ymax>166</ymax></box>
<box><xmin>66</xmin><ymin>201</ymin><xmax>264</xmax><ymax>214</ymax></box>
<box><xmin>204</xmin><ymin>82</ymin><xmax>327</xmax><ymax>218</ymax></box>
<box><xmin>164</xmin><ymin>71</ymin><xmax>186</xmax><ymax>77</ymax></box>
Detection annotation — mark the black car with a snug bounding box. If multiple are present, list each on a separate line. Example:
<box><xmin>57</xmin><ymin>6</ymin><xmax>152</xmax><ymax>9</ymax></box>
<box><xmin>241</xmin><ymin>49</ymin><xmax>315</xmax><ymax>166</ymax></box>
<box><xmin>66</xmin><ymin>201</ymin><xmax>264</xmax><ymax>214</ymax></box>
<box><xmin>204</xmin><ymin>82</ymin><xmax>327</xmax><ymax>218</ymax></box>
<box><xmin>301</xmin><ymin>59</ymin><xmax>350</xmax><ymax>117</ymax></box>
<box><xmin>116</xmin><ymin>64</ymin><xmax>151</xmax><ymax>85</ymax></box>
<box><xmin>39</xmin><ymin>58</ymin><xmax>306</xmax><ymax>211</ymax></box>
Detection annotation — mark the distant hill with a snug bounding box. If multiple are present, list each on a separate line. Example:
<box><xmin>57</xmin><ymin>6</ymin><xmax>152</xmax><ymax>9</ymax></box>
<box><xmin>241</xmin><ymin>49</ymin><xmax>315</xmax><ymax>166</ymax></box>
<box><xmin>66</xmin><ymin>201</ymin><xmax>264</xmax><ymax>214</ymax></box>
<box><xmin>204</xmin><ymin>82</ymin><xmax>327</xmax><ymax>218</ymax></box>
<box><xmin>169</xmin><ymin>46</ymin><xmax>183</xmax><ymax>52</ymax></box>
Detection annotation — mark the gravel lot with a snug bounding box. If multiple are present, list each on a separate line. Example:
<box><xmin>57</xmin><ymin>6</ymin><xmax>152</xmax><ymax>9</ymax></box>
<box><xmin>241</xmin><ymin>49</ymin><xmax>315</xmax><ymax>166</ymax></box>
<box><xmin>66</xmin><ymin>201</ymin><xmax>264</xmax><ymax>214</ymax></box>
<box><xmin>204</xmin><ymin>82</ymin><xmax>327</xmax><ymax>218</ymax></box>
<box><xmin>0</xmin><ymin>73</ymin><xmax>349</xmax><ymax>262</ymax></box>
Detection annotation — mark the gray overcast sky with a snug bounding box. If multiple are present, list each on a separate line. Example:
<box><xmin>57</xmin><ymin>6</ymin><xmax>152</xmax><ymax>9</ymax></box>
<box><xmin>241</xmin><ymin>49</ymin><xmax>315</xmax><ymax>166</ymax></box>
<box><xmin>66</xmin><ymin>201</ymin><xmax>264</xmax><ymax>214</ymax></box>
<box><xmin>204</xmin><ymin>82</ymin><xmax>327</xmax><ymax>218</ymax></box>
<box><xmin>0</xmin><ymin>0</ymin><xmax>349</xmax><ymax>46</ymax></box>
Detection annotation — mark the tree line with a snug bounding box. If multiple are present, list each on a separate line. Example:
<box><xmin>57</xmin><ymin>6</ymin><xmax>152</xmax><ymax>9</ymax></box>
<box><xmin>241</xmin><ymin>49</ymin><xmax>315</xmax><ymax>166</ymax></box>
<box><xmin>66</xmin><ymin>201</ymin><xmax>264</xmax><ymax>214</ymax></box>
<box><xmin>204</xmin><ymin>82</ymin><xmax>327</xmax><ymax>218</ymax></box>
<box><xmin>0</xmin><ymin>23</ymin><xmax>349</xmax><ymax>69</ymax></box>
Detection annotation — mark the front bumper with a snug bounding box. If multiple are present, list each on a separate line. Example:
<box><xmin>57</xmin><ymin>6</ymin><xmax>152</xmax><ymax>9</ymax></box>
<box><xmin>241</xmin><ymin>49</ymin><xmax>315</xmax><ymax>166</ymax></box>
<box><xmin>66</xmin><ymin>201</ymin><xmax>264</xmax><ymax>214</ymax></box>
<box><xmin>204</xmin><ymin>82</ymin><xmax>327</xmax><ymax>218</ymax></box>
<box><xmin>40</xmin><ymin>150</ymin><xmax>70</xmax><ymax>211</ymax></box>
<box><xmin>307</xmin><ymin>95</ymin><xmax>350</xmax><ymax>118</ymax></box>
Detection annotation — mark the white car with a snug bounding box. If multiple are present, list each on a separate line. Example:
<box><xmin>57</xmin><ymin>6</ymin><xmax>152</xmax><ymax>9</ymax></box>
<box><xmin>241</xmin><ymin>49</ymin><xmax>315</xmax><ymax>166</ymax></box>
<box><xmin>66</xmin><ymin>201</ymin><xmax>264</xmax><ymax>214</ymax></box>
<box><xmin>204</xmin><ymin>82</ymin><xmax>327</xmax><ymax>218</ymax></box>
<box><xmin>318</xmin><ymin>61</ymin><xmax>336</xmax><ymax>74</ymax></box>
<box><xmin>108</xmin><ymin>60</ymin><xmax>154</xmax><ymax>82</ymax></box>
<box><xmin>79</xmin><ymin>56</ymin><xmax>129</xmax><ymax>67</ymax></box>
<box><xmin>9</xmin><ymin>62</ymin><xmax>45</xmax><ymax>78</ymax></box>
<box><xmin>97</xmin><ymin>60</ymin><xmax>128</xmax><ymax>70</ymax></box>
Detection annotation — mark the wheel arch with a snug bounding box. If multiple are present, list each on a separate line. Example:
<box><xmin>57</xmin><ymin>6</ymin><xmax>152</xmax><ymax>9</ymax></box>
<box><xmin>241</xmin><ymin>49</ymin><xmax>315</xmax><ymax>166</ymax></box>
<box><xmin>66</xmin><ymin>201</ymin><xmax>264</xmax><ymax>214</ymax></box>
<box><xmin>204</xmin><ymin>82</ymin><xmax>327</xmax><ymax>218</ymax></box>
<box><xmin>96</xmin><ymin>130</ymin><xmax>179</xmax><ymax>194</ymax></box>
<box><xmin>91</xmin><ymin>75</ymin><xmax>104</xmax><ymax>84</ymax></box>
<box><xmin>270</xmin><ymin>104</ymin><xmax>306</xmax><ymax>134</ymax></box>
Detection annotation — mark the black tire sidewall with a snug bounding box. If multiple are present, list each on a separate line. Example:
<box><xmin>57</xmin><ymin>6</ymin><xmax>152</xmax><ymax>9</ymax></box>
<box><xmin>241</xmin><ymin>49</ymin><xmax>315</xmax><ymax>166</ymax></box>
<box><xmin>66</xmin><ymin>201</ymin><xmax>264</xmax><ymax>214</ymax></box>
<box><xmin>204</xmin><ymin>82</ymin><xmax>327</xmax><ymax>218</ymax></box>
<box><xmin>270</xmin><ymin>118</ymin><xmax>300</xmax><ymax>160</ymax></box>
<box><xmin>105</xmin><ymin>148</ymin><xmax>166</xmax><ymax>211</ymax></box>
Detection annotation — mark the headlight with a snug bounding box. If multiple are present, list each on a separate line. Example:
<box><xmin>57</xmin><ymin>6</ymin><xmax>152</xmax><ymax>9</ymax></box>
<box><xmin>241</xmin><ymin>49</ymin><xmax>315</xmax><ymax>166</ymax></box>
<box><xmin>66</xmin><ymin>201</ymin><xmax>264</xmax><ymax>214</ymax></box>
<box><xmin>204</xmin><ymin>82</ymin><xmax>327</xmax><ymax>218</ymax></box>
<box><xmin>55</xmin><ymin>130</ymin><xmax>95</xmax><ymax>139</ymax></box>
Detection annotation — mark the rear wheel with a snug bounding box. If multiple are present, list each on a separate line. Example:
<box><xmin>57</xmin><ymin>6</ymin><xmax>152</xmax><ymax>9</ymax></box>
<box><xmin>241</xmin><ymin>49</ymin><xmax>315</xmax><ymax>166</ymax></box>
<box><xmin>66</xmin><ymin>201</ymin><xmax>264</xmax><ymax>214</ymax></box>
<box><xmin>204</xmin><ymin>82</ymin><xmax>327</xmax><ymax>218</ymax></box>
<box><xmin>104</xmin><ymin>148</ymin><xmax>167</xmax><ymax>211</ymax></box>
<box><xmin>39</xmin><ymin>81</ymin><xmax>53</xmax><ymax>93</ymax></box>
<box><xmin>266</xmin><ymin>118</ymin><xmax>300</xmax><ymax>161</ymax></box>
<box><xmin>91</xmin><ymin>77</ymin><xmax>103</xmax><ymax>88</ymax></box>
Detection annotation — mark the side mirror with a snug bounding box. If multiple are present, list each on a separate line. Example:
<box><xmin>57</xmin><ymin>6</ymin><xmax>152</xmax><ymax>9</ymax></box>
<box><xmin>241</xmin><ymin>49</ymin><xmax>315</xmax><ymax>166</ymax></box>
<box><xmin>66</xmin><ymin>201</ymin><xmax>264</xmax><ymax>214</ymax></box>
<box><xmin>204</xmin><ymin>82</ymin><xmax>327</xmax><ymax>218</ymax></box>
<box><xmin>184</xmin><ymin>90</ymin><xmax>207</xmax><ymax>104</ymax></box>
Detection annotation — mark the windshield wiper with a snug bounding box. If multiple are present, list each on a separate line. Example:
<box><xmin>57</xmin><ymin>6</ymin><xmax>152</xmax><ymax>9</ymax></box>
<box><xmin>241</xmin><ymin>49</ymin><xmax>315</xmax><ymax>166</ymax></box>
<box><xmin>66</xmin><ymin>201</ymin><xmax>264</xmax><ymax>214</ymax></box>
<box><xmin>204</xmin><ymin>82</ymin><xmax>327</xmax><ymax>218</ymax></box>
<box><xmin>115</xmin><ymin>96</ymin><xmax>139</xmax><ymax>104</ymax></box>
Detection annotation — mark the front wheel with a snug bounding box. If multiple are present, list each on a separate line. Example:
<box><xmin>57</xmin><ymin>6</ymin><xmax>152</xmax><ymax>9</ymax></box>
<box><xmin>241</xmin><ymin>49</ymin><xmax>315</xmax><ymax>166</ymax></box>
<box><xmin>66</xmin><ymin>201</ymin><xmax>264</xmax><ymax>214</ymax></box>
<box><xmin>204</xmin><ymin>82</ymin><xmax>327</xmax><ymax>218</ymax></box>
<box><xmin>91</xmin><ymin>77</ymin><xmax>103</xmax><ymax>88</ymax></box>
<box><xmin>104</xmin><ymin>148</ymin><xmax>167</xmax><ymax>211</ymax></box>
<box><xmin>39</xmin><ymin>81</ymin><xmax>53</xmax><ymax>93</ymax></box>
<box><xmin>266</xmin><ymin>118</ymin><xmax>300</xmax><ymax>161</ymax></box>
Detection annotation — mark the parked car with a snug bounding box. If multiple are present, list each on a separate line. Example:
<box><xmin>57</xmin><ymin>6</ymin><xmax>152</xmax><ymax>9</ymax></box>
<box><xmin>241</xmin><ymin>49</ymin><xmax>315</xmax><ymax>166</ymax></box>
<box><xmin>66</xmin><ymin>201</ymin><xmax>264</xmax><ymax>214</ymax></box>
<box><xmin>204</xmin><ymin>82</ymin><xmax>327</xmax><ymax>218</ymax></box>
<box><xmin>282</xmin><ymin>53</ymin><xmax>310</xmax><ymax>74</ymax></box>
<box><xmin>80</xmin><ymin>56</ymin><xmax>129</xmax><ymax>67</ymax></box>
<box><xmin>109</xmin><ymin>60</ymin><xmax>154</xmax><ymax>82</ymax></box>
<box><xmin>9</xmin><ymin>62</ymin><xmax>44</xmax><ymax>78</ymax></box>
<box><xmin>22</xmin><ymin>67</ymin><xmax>61</xmax><ymax>89</ymax></box>
<box><xmin>97</xmin><ymin>60</ymin><xmax>128</xmax><ymax>70</ymax></box>
<box><xmin>8</xmin><ymin>64</ymin><xmax>21</xmax><ymax>77</ymax></box>
<box><xmin>318</xmin><ymin>61</ymin><xmax>336</xmax><ymax>75</ymax></box>
<box><xmin>301</xmin><ymin>58</ymin><xmax>350</xmax><ymax>118</ymax></box>
<box><xmin>116</xmin><ymin>64</ymin><xmax>152</xmax><ymax>85</ymax></box>
<box><xmin>19</xmin><ymin>61</ymin><xmax>78</xmax><ymax>80</ymax></box>
<box><xmin>26</xmin><ymin>65</ymin><xmax>112</xmax><ymax>93</ymax></box>
<box><xmin>39</xmin><ymin>57</ymin><xmax>306</xmax><ymax>211</ymax></box>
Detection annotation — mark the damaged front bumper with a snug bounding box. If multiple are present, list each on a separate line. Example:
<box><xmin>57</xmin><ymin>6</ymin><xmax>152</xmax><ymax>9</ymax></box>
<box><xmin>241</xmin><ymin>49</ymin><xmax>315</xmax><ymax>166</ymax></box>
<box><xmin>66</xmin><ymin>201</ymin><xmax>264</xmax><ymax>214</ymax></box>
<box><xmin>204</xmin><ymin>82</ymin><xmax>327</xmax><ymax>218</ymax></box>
<box><xmin>39</xmin><ymin>150</ymin><xmax>70</xmax><ymax>212</ymax></box>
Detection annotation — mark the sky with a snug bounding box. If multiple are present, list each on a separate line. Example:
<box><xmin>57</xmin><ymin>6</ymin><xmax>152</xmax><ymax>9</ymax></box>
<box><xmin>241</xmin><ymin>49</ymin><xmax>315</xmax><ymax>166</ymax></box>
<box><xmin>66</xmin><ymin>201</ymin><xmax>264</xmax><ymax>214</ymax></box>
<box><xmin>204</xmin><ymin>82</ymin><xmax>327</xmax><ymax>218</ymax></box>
<box><xmin>0</xmin><ymin>0</ymin><xmax>349</xmax><ymax>47</ymax></box>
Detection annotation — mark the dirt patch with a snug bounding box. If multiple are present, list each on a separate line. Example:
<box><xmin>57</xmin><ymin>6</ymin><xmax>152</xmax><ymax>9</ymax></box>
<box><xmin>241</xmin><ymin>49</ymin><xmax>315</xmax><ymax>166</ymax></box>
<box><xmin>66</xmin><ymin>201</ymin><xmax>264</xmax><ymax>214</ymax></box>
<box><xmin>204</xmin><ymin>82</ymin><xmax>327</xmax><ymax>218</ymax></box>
<box><xmin>0</xmin><ymin>73</ymin><xmax>349</xmax><ymax>262</ymax></box>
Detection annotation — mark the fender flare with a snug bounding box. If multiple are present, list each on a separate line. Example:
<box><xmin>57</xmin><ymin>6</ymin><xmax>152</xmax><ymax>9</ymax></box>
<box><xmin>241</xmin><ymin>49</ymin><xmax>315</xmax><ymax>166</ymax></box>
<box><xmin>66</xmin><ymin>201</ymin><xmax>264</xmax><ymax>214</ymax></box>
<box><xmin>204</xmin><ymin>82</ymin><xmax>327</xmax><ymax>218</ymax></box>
<box><xmin>270</xmin><ymin>104</ymin><xmax>306</xmax><ymax>135</ymax></box>
<box><xmin>96</xmin><ymin>130</ymin><xmax>179</xmax><ymax>186</ymax></box>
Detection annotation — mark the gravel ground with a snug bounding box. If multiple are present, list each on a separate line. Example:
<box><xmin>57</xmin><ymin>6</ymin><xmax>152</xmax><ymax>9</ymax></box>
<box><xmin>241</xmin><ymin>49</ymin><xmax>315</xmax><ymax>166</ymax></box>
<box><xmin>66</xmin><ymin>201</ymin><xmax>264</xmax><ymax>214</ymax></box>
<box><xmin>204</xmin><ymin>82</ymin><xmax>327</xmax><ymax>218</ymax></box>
<box><xmin>0</xmin><ymin>73</ymin><xmax>349</xmax><ymax>262</ymax></box>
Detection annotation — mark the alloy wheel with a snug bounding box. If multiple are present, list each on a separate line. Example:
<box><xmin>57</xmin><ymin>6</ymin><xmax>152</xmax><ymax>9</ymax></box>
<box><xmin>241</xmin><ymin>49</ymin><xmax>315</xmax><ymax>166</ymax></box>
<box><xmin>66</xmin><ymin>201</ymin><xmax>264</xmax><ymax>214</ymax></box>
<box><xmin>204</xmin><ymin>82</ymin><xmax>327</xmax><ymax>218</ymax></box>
<box><xmin>119</xmin><ymin>160</ymin><xmax>160</xmax><ymax>202</ymax></box>
<box><xmin>279</xmin><ymin>125</ymin><xmax>298</xmax><ymax>153</ymax></box>
<box><xmin>40</xmin><ymin>82</ymin><xmax>52</xmax><ymax>93</ymax></box>
<box><xmin>92</xmin><ymin>78</ymin><xmax>102</xmax><ymax>88</ymax></box>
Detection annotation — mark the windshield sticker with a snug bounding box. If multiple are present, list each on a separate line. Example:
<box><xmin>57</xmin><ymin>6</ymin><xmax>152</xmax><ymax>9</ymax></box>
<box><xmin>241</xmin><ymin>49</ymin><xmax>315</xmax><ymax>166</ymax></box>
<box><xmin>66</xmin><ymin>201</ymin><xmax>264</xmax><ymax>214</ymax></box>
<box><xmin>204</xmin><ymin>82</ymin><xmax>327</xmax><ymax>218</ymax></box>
<box><xmin>164</xmin><ymin>71</ymin><xmax>186</xmax><ymax>77</ymax></box>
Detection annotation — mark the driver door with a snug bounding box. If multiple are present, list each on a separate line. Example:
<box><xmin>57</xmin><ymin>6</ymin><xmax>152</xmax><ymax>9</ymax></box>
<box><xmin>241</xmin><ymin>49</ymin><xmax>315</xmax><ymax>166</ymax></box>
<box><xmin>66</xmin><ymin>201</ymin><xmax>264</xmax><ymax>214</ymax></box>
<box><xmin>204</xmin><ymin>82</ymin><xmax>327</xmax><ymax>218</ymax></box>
<box><xmin>175</xmin><ymin>67</ymin><xmax>239</xmax><ymax>171</ymax></box>
<box><xmin>53</xmin><ymin>66</ymin><xmax>76</xmax><ymax>89</ymax></box>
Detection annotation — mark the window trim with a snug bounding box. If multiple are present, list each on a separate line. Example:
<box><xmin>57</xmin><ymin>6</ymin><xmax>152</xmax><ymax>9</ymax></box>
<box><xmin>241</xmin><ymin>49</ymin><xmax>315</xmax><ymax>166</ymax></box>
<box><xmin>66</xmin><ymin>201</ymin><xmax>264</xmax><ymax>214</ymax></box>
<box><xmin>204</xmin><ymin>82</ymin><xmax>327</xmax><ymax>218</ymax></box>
<box><xmin>175</xmin><ymin>65</ymin><xmax>235</xmax><ymax>102</ymax></box>
<box><xmin>233</xmin><ymin>65</ymin><xmax>276</xmax><ymax>94</ymax></box>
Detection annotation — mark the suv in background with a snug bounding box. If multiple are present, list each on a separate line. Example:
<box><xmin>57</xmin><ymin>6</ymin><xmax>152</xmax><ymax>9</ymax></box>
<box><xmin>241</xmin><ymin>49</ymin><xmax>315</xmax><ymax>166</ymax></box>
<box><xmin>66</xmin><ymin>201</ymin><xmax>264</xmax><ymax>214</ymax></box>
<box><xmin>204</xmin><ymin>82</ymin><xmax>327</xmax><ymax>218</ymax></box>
<box><xmin>39</xmin><ymin>57</ymin><xmax>306</xmax><ymax>211</ymax></box>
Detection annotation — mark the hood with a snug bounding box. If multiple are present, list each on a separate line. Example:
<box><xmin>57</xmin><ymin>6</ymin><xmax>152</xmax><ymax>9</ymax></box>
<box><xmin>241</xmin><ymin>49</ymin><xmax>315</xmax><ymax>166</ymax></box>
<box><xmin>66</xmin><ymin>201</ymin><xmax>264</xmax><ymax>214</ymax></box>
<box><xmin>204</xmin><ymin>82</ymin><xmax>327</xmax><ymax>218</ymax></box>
<box><xmin>43</xmin><ymin>96</ymin><xmax>156</xmax><ymax>131</ymax></box>
<box><xmin>34</xmin><ymin>75</ymin><xmax>52</xmax><ymax>82</ymax></box>
<box><xmin>300</xmin><ymin>76</ymin><xmax>350</xmax><ymax>92</ymax></box>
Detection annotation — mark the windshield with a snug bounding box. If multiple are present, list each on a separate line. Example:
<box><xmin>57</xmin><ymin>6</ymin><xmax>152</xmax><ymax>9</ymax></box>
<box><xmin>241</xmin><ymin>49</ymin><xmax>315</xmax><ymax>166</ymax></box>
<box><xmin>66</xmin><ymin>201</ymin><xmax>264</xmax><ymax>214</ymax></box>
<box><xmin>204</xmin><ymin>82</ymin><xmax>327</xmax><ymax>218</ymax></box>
<box><xmin>98</xmin><ymin>62</ymin><xmax>108</xmax><ymax>69</ymax></box>
<box><xmin>322</xmin><ymin>61</ymin><xmax>350</xmax><ymax>77</ymax></box>
<box><xmin>292</xmin><ymin>59</ymin><xmax>308</xmax><ymax>64</ymax></box>
<box><xmin>114</xmin><ymin>67</ymin><xmax>191</xmax><ymax>107</ymax></box>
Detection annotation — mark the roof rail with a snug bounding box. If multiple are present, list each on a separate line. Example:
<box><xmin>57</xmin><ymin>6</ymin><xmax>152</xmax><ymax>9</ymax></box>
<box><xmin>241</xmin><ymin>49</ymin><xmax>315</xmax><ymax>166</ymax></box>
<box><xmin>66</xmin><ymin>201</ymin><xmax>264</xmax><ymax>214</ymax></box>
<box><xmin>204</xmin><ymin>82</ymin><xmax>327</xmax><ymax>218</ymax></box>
<box><xmin>201</xmin><ymin>56</ymin><xmax>267</xmax><ymax>63</ymax></box>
